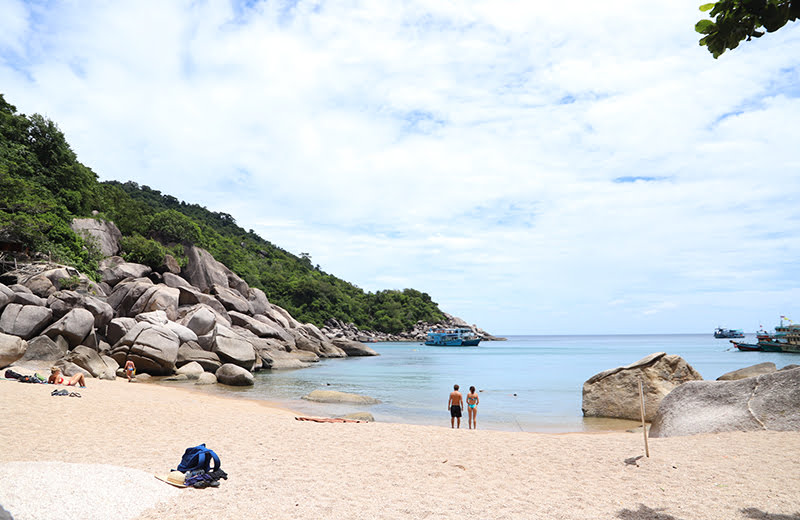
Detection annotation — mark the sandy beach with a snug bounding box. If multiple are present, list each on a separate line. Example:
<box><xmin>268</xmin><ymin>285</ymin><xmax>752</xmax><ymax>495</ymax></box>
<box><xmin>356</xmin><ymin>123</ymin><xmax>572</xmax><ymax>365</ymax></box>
<box><xmin>1</xmin><ymin>370</ymin><xmax>799</xmax><ymax>520</ymax></box>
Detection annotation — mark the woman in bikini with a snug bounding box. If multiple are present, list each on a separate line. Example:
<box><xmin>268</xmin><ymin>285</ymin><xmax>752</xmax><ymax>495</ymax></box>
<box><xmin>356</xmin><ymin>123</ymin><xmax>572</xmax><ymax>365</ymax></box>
<box><xmin>466</xmin><ymin>386</ymin><xmax>479</xmax><ymax>430</ymax></box>
<box><xmin>48</xmin><ymin>367</ymin><xmax>86</xmax><ymax>387</ymax></box>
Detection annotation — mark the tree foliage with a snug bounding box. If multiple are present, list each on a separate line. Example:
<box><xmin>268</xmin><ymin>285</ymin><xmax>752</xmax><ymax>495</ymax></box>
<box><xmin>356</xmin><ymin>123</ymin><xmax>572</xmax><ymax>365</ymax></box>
<box><xmin>0</xmin><ymin>93</ymin><xmax>447</xmax><ymax>332</ymax></box>
<box><xmin>696</xmin><ymin>0</ymin><xmax>799</xmax><ymax>58</ymax></box>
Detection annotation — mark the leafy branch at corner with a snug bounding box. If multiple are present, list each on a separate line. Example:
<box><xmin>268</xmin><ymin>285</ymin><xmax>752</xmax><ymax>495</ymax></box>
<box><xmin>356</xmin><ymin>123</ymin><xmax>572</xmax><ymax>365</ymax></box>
<box><xmin>696</xmin><ymin>0</ymin><xmax>799</xmax><ymax>58</ymax></box>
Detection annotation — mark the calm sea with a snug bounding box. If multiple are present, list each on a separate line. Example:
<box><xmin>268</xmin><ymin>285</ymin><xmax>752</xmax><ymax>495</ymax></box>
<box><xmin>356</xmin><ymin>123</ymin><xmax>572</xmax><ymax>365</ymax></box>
<box><xmin>194</xmin><ymin>334</ymin><xmax>797</xmax><ymax>432</ymax></box>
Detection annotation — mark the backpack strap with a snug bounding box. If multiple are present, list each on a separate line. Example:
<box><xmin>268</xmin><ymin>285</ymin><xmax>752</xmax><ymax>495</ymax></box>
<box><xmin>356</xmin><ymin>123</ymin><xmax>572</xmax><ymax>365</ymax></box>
<box><xmin>204</xmin><ymin>448</ymin><xmax>220</xmax><ymax>472</ymax></box>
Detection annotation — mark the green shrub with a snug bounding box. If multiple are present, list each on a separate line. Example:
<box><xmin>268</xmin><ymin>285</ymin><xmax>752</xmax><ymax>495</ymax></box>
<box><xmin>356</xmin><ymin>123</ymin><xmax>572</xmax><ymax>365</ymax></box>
<box><xmin>119</xmin><ymin>234</ymin><xmax>166</xmax><ymax>269</ymax></box>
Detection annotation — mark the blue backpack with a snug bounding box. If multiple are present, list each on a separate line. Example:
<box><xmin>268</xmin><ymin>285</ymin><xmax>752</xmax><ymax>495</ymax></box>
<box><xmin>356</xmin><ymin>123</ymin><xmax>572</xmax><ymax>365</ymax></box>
<box><xmin>176</xmin><ymin>444</ymin><xmax>220</xmax><ymax>473</ymax></box>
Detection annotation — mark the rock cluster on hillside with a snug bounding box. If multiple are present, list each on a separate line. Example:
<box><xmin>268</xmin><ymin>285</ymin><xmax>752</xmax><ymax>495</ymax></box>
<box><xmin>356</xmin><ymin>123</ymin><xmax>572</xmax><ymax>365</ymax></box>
<box><xmin>0</xmin><ymin>239</ymin><xmax>378</xmax><ymax>386</ymax></box>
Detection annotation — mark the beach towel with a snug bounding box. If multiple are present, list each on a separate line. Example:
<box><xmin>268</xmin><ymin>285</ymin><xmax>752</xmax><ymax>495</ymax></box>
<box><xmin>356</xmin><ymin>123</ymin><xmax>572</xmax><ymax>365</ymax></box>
<box><xmin>295</xmin><ymin>416</ymin><xmax>363</xmax><ymax>423</ymax></box>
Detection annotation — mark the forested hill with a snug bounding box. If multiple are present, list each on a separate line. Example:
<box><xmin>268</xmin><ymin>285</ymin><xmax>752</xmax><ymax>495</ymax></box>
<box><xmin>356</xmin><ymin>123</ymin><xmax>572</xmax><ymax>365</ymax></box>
<box><xmin>0</xmin><ymin>94</ymin><xmax>445</xmax><ymax>333</ymax></box>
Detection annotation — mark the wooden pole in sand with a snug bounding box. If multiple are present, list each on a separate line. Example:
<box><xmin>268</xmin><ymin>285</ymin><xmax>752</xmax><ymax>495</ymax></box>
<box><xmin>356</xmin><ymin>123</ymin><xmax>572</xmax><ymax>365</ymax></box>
<box><xmin>639</xmin><ymin>379</ymin><xmax>650</xmax><ymax>458</ymax></box>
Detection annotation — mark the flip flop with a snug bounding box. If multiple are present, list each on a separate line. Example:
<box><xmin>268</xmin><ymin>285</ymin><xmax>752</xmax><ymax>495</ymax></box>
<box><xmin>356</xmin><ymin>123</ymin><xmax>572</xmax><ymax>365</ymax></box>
<box><xmin>69</xmin><ymin>392</ymin><xmax>82</xmax><ymax>398</ymax></box>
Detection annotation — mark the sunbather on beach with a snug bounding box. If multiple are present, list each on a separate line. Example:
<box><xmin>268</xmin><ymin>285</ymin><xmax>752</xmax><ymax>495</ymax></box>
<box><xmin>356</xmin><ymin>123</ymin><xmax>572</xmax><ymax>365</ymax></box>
<box><xmin>466</xmin><ymin>386</ymin><xmax>479</xmax><ymax>430</ymax></box>
<box><xmin>48</xmin><ymin>367</ymin><xmax>86</xmax><ymax>387</ymax></box>
<box><xmin>448</xmin><ymin>384</ymin><xmax>463</xmax><ymax>429</ymax></box>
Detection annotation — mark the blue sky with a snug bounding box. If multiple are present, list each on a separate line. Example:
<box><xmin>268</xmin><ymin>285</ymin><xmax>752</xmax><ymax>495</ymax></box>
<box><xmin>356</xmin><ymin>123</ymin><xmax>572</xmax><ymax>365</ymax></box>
<box><xmin>1</xmin><ymin>0</ymin><xmax>799</xmax><ymax>334</ymax></box>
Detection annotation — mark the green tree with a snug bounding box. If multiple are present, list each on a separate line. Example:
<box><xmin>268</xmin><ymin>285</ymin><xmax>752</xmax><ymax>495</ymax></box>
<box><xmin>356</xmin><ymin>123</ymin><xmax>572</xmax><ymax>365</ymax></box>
<box><xmin>149</xmin><ymin>209</ymin><xmax>202</xmax><ymax>244</ymax></box>
<box><xmin>696</xmin><ymin>1</ymin><xmax>799</xmax><ymax>58</ymax></box>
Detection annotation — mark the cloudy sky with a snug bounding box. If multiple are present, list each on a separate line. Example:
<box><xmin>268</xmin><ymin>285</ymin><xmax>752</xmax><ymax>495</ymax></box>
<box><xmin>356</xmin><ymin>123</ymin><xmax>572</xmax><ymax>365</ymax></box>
<box><xmin>1</xmin><ymin>1</ymin><xmax>799</xmax><ymax>334</ymax></box>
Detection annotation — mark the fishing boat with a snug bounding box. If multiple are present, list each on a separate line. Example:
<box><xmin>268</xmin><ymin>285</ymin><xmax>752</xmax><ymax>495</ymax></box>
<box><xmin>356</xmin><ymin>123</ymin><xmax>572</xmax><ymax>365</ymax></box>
<box><xmin>714</xmin><ymin>327</ymin><xmax>745</xmax><ymax>338</ymax></box>
<box><xmin>425</xmin><ymin>328</ymin><xmax>481</xmax><ymax>347</ymax></box>
<box><xmin>754</xmin><ymin>317</ymin><xmax>800</xmax><ymax>353</ymax></box>
<box><xmin>730</xmin><ymin>340</ymin><xmax>762</xmax><ymax>352</ymax></box>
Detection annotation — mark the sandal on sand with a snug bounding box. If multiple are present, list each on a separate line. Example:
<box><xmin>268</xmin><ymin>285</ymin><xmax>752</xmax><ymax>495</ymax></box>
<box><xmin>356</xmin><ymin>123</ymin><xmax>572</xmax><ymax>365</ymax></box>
<box><xmin>51</xmin><ymin>389</ymin><xmax>69</xmax><ymax>396</ymax></box>
<box><xmin>69</xmin><ymin>392</ymin><xmax>82</xmax><ymax>398</ymax></box>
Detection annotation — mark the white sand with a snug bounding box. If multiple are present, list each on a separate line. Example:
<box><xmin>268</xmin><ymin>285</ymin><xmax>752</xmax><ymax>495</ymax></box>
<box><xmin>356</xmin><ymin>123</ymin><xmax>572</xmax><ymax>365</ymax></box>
<box><xmin>1</xmin><ymin>375</ymin><xmax>799</xmax><ymax>520</ymax></box>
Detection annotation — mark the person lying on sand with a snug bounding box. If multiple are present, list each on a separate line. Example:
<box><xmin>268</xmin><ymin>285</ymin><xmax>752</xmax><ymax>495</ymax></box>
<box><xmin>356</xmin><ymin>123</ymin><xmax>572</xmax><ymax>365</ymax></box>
<box><xmin>47</xmin><ymin>367</ymin><xmax>86</xmax><ymax>388</ymax></box>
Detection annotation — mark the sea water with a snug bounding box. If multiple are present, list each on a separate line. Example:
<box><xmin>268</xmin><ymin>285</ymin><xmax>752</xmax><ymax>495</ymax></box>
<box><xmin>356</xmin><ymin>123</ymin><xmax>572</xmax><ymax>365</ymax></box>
<box><xmin>199</xmin><ymin>334</ymin><xmax>797</xmax><ymax>432</ymax></box>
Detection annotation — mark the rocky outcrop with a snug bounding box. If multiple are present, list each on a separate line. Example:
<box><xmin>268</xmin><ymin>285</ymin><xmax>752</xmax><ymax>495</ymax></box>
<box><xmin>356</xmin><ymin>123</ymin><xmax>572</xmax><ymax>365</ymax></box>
<box><xmin>582</xmin><ymin>352</ymin><xmax>703</xmax><ymax>421</ymax></box>
<box><xmin>649</xmin><ymin>368</ymin><xmax>800</xmax><ymax>437</ymax></box>
<box><xmin>0</xmin><ymin>239</ymin><xmax>396</xmax><ymax>385</ymax></box>
<box><xmin>302</xmin><ymin>390</ymin><xmax>380</xmax><ymax>404</ymax></box>
<box><xmin>71</xmin><ymin>218</ymin><xmax>122</xmax><ymax>257</ymax></box>
<box><xmin>321</xmin><ymin>312</ymin><xmax>504</xmax><ymax>343</ymax></box>
<box><xmin>330</xmin><ymin>337</ymin><xmax>378</xmax><ymax>357</ymax></box>
<box><xmin>0</xmin><ymin>332</ymin><xmax>27</xmax><ymax>368</ymax></box>
<box><xmin>717</xmin><ymin>362</ymin><xmax>776</xmax><ymax>381</ymax></box>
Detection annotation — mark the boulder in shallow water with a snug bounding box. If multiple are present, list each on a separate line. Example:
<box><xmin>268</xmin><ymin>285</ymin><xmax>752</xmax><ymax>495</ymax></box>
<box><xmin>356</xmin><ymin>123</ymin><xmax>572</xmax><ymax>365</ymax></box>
<box><xmin>215</xmin><ymin>363</ymin><xmax>254</xmax><ymax>386</ymax></box>
<box><xmin>582</xmin><ymin>352</ymin><xmax>702</xmax><ymax>421</ymax></box>
<box><xmin>302</xmin><ymin>390</ymin><xmax>380</xmax><ymax>405</ymax></box>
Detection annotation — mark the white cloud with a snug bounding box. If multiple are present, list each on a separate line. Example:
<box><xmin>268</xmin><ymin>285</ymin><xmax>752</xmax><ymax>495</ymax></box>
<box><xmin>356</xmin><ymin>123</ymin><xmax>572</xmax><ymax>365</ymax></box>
<box><xmin>1</xmin><ymin>0</ymin><xmax>799</xmax><ymax>334</ymax></box>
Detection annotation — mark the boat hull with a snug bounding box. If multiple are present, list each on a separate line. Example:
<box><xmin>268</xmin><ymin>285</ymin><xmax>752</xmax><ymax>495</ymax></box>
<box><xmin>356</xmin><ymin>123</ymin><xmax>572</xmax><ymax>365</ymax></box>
<box><xmin>731</xmin><ymin>341</ymin><xmax>762</xmax><ymax>352</ymax></box>
<box><xmin>425</xmin><ymin>339</ymin><xmax>481</xmax><ymax>347</ymax></box>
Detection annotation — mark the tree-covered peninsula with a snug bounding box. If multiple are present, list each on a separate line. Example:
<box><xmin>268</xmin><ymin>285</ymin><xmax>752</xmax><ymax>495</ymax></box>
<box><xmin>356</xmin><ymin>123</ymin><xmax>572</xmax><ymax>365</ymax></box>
<box><xmin>0</xmin><ymin>94</ymin><xmax>444</xmax><ymax>334</ymax></box>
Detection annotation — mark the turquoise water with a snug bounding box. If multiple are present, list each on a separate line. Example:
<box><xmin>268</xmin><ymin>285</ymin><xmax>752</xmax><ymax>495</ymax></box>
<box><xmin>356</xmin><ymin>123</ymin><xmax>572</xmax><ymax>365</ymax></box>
<box><xmin>201</xmin><ymin>334</ymin><xmax>798</xmax><ymax>432</ymax></box>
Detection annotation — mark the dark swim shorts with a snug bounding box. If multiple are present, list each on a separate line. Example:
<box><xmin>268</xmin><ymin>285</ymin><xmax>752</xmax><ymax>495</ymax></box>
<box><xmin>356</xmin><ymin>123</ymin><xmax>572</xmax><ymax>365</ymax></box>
<box><xmin>450</xmin><ymin>405</ymin><xmax>462</xmax><ymax>418</ymax></box>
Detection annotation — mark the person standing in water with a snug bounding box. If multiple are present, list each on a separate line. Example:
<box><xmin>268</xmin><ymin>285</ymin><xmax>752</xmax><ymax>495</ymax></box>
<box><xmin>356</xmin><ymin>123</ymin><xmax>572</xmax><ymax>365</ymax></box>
<box><xmin>448</xmin><ymin>384</ymin><xmax>463</xmax><ymax>429</ymax></box>
<box><xmin>466</xmin><ymin>386</ymin><xmax>479</xmax><ymax>429</ymax></box>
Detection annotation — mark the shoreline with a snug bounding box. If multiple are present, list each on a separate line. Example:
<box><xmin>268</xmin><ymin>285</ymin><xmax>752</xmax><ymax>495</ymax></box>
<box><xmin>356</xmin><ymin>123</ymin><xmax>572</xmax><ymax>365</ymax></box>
<box><xmin>2</xmin><ymin>370</ymin><xmax>799</xmax><ymax>519</ymax></box>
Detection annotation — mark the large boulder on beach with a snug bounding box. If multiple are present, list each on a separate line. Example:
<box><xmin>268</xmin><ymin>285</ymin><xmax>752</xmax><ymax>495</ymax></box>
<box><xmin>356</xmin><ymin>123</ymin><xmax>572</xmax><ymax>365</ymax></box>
<box><xmin>47</xmin><ymin>291</ymin><xmax>114</xmax><ymax>329</ymax></box>
<box><xmin>106</xmin><ymin>317</ymin><xmax>138</xmax><ymax>345</ymax></box>
<box><xmin>649</xmin><ymin>368</ymin><xmax>800</xmax><ymax>437</ymax></box>
<box><xmin>65</xmin><ymin>345</ymin><xmax>117</xmax><ymax>380</ymax></box>
<box><xmin>215</xmin><ymin>363</ymin><xmax>254</xmax><ymax>386</ymax></box>
<box><xmin>177</xmin><ymin>342</ymin><xmax>222</xmax><ymax>372</ymax></box>
<box><xmin>176</xmin><ymin>361</ymin><xmax>204</xmax><ymax>380</ymax></box>
<box><xmin>0</xmin><ymin>303</ymin><xmax>53</xmax><ymax>340</ymax></box>
<box><xmin>717</xmin><ymin>362</ymin><xmax>777</xmax><ymax>381</ymax></box>
<box><xmin>43</xmin><ymin>308</ymin><xmax>95</xmax><ymax>348</ymax></box>
<box><xmin>107</xmin><ymin>278</ymin><xmax>154</xmax><ymax>317</ymax></box>
<box><xmin>19</xmin><ymin>335</ymin><xmax>67</xmax><ymax>362</ymax></box>
<box><xmin>179</xmin><ymin>305</ymin><xmax>218</xmax><ymax>337</ymax></box>
<box><xmin>212</xmin><ymin>334</ymin><xmax>256</xmax><ymax>371</ymax></box>
<box><xmin>128</xmin><ymin>285</ymin><xmax>180</xmax><ymax>321</ymax></box>
<box><xmin>302</xmin><ymin>390</ymin><xmax>380</xmax><ymax>405</ymax></box>
<box><xmin>582</xmin><ymin>352</ymin><xmax>702</xmax><ymax>421</ymax></box>
<box><xmin>110</xmin><ymin>322</ymin><xmax>180</xmax><ymax>376</ymax></box>
<box><xmin>0</xmin><ymin>332</ymin><xmax>27</xmax><ymax>368</ymax></box>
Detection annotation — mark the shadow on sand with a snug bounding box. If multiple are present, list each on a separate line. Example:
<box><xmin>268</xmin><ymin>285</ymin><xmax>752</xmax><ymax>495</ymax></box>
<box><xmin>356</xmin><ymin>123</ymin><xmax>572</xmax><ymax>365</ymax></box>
<box><xmin>740</xmin><ymin>508</ymin><xmax>800</xmax><ymax>520</ymax></box>
<box><xmin>616</xmin><ymin>505</ymin><xmax>684</xmax><ymax>520</ymax></box>
<box><xmin>616</xmin><ymin>505</ymin><xmax>800</xmax><ymax>520</ymax></box>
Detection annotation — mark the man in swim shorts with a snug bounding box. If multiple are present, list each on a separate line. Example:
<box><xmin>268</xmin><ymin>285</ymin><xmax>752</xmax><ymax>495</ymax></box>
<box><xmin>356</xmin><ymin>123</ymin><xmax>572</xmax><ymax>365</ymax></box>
<box><xmin>448</xmin><ymin>384</ymin><xmax>463</xmax><ymax>429</ymax></box>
